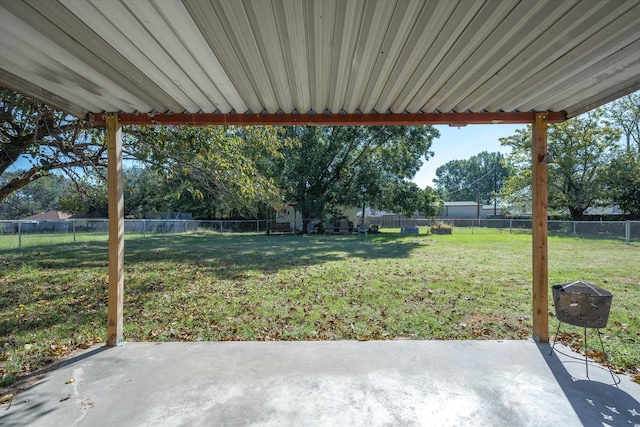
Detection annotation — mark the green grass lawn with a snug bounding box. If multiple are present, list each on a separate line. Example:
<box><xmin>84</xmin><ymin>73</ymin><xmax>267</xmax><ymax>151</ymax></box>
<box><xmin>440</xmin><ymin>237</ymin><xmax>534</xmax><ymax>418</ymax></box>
<box><xmin>1</xmin><ymin>228</ymin><xmax>638</xmax><ymax>387</ymax></box>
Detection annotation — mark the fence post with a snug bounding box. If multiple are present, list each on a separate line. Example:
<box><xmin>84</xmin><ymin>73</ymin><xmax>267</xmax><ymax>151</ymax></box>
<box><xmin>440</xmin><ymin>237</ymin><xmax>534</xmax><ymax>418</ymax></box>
<box><xmin>18</xmin><ymin>221</ymin><xmax>22</xmax><ymax>250</ymax></box>
<box><xmin>73</xmin><ymin>221</ymin><xmax>76</xmax><ymax>243</ymax></box>
<box><xmin>626</xmin><ymin>221</ymin><xmax>631</xmax><ymax>244</ymax></box>
<box><xmin>509</xmin><ymin>219</ymin><xmax>512</xmax><ymax>234</ymax></box>
<box><xmin>471</xmin><ymin>219</ymin><xmax>474</xmax><ymax>234</ymax></box>
<box><xmin>573</xmin><ymin>221</ymin><xmax>576</xmax><ymax>237</ymax></box>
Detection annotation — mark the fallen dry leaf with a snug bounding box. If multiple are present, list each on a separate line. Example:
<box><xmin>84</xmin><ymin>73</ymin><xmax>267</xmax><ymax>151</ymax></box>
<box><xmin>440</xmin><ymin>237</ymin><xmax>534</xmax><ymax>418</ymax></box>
<box><xmin>0</xmin><ymin>394</ymin><xmax>14</xmax><ymax>404</ymax></box>
<box><xmin>65</xmin><ymin>378</ymin><xmax>75</xmax><ymax>384</ymax></box>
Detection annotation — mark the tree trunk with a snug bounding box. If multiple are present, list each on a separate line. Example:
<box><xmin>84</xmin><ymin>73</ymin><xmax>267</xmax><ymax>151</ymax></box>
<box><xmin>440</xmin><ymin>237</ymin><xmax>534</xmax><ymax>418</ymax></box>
<box><xmin>569</xmin><ymin>207</ymin><xmax>584</xmax><ymax>221</ymax></box>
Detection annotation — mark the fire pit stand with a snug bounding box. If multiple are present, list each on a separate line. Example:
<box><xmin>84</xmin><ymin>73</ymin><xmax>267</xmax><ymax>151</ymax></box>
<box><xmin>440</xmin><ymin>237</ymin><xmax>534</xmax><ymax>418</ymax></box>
<box><xmin>549</xmin><ymin>280</ymin><xmax>617</xmax><ymax>384</ymax></box>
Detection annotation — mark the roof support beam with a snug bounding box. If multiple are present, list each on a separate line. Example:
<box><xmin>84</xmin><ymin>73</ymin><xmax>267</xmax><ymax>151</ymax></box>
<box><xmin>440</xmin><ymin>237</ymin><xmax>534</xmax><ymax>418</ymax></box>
<box><xmin>106</xmin><ymin>113</ymin><xmax>124</xmax><ymax>347</ymax></box>
<box><xmin>89</xmin><ymin>111</ymin><xmax>566</xmax><ymax>127</ymax></box>
<box><xmin>531</xmin><ymin>112</ymin><xmax>549</xmax><ymax>343</ymax></box>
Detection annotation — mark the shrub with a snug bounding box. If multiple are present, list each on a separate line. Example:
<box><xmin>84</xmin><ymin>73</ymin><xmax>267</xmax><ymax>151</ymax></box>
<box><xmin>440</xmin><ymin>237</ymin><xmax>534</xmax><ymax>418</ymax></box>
<box><xmin>430</xmin><ymin>221</ymin><xmax>454</xmax><ymax>235</ymax></box>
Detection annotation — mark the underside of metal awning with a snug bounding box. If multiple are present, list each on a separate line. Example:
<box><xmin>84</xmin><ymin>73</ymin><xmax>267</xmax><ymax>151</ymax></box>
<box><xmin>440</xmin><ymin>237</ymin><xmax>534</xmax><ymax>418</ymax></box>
<box><xmin>1</xmin><ymin>0</ymin><xmax>639</xmax><ymax>125</ymax></box>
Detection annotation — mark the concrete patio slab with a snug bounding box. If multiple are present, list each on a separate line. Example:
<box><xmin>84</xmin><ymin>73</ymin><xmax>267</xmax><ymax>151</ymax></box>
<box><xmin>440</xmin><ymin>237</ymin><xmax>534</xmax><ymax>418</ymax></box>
<box><xmin>1</xmin><ymin>340</ymin><xmax>638</xmax><ymax>426</ymax></box>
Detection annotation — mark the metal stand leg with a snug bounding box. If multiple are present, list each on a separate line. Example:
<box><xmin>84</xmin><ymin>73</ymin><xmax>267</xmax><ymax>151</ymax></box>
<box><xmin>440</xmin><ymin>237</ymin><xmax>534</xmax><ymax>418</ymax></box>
<box><xmin>549</xmin><ymin>322</ymin><xmax>563</xmax><ymax>356</ymax></box>
<box><xmin>549</xmin><ymin>322</ymin><xmax>619</xmax><ymax>387</ymax></box>
<box><xmin>584</xmin><ymin>326</ymin><xmax>589</xmax><ymax>379</ymax></box>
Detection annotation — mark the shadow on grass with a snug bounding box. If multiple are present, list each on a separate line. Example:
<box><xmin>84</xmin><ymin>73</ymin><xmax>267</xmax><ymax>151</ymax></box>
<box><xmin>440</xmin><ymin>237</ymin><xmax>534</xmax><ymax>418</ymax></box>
<box><xmin>0</xmin><ymin>232</ymin><xmax>427</xmax><ymax>350</ymax></box>
<box><xmin>0</xmin><ymin>232</ymin><xmax>428</xmax><ymax>280</ymax></box>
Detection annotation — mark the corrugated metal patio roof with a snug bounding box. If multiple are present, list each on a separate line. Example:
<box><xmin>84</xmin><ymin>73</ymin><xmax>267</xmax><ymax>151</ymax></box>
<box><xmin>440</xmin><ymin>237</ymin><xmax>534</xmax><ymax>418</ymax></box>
<box><xmin>1</xmin><ymin>0</ymin><xmax>639</xmax><ymax>125</ymax></box>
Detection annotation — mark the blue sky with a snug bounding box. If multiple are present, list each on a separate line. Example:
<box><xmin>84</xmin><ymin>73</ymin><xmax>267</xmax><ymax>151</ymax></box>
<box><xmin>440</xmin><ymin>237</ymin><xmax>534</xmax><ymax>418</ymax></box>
<box><xmin>411</xmin><ymin>124</ymin><xmax>526</xmax><ymax>189</ymax></box>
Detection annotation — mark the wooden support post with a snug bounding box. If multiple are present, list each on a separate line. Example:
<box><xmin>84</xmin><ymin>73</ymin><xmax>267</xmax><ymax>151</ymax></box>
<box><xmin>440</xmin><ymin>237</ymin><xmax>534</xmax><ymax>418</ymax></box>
<box><xmin>106</xmin><ymin>113</ymin><xmax>124</xmax><ymax>346</ymax></box>
<box><xmin>532</xmin><ymin>112</ymin><xmax>549</xmax><ymax>343</ymax></box>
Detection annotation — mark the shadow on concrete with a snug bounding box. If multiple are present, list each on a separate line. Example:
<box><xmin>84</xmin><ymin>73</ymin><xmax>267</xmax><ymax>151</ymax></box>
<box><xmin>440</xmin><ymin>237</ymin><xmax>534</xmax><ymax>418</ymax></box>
<box><xmin>1</xmin><ymin>346</ymin><xmax>109</xmax><ymax>427</ymax></box>
<box><xmin>538</xmin><ymin>343</ymin><xmax>640</xmax><ymax>427</ymax></box>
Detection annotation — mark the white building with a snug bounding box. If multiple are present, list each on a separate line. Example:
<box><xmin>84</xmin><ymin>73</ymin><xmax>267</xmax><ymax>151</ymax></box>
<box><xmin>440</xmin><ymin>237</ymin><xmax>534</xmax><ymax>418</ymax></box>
<box><xmin>439</xmin><ymin>201</ymin><xmax>503</xmax><ymax>218</ymax></box>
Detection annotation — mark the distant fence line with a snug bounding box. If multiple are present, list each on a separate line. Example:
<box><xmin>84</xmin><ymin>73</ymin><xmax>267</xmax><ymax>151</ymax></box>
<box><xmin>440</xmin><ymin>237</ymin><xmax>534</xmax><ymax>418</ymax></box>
<box><xmin>0</xmin><ymin>218</ymin><xmax>639</xmax><ymax>249</ymax></box>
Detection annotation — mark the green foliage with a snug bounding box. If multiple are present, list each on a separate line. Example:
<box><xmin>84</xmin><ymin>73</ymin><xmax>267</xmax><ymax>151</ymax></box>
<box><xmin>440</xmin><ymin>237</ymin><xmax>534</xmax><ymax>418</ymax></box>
<box><xmin>434</xmin><ymin>151</ymin><xmax>510</xmax><ymax>203</ymax></box>
<box><xmin>430</xmin><ymin>221</ymin><xmax>454</xmax><ymax>234</ymax></box>
<box><xmin>604</xmin><ymin>151</ymin><xmax>640</xmax><ymax>216</ymax></box>
<box><xmin>272</xmin><ymin>125</ymin><xmax>439</xmax><ymax>219</ymax></box>
<box><xmin>375</xmin><ymin>180</ymin><xmax>442</xmax><ymax>218</ymax></box>
<box><xmin>500</xmin><ymin>110</ymin><xmax>620</xmax><ymax>220</ymax></box>
<box><xmin>1</xmin><ymin>88</ymin><xmax>288</xmax><ymax>217</ymax></box>
<box><xmin>602</xmin><ymin>93</ymin><xmax>640</xmax><ymax>217</ymax></box>
<box><xmin>0</xmin><ymin>88</ymin><xmax>101</xmax><ymax>201</ymax></box>
<box><xmin>127</xmin><ymin>125</ymin><xmax>289</xmax><ymax>216</ymax></box>
<box><xmin>605</xmin><ymin>92</ymin><xmax>640</xmax><ymax>152</ymax></box>
<box><xmin>0</xmin><ymin>173</ymin><xmax>69</xmax><ymax>219</ymax></box>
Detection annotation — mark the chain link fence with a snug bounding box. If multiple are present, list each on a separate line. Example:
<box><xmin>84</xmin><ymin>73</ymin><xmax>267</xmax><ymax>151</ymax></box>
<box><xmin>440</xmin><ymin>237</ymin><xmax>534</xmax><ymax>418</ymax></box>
<box><xmin>1</xmin><ymin>218</ymin><xmax>639</xmax><ymax>250</ymax></box>
<box><xmin>0</xmin><ymin>219</ymin><xmax>269</xmax><ymax>250</ymax></box>
<box><xmin>374</xmin><ymin>216</ymin><xmax>640</xmax><ymax>243</ymax></box>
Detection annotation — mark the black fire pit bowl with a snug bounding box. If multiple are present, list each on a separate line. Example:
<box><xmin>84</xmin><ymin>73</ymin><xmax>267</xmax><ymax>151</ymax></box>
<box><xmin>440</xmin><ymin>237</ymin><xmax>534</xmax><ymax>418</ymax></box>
<box><xmin>552</xmin><ymin>281</ymin><xmax>612</xmax><ymax>328</ymax></box>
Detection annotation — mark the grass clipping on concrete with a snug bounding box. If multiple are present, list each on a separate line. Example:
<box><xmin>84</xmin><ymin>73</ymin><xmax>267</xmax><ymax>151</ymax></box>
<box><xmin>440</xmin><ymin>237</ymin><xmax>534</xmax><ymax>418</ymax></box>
<box><xmin>1</xmin><ymin>228</ymin><xmax>639</xmax><ymax>387</ymax></box>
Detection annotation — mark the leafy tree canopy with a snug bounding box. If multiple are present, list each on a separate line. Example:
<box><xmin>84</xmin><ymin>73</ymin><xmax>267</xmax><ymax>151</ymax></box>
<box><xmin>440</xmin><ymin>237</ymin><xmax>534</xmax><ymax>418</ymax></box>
<box><xmin>0</xmin><ymin>172</ymin><xmax>69</xmax><ymax>220</ymax></box>
<box><xmin>1</xmin><ymin>88</ymin><xmax>99</xmax><ymax>200</ymax></box>
<box><xmin>1</xmin><ymin>88</ymin><xmax>290</xmax><ymax>215</ymax></box>
<box><xmin>271</xmin><ymin>125</ymin><xmax>439</xmax><ymax>219</ymax></box>
<box><xmin>433</xmin><ymin>151</ymin><xmax>510</xmax><ymax>204</ymax></box>
<box><xmin>376</xmin><ymin>180</ymin><xmax>443</xmax><ymax>218</ymax></box>
<box><xmin>127</xmin><ymin>125</ymin><xmax>290</xmax><ymax>216</ymax></box>
<box><xmin>500</xmin><ymin>109</ymin><xmax>620</xmax><ymax>220</ymax></box>
<box><xmin>605</xmin><ymin>92</ymin><xmax>640</xmax><ymax>153</ymax></box>
<box><xmin>604</xmin><ymin>151</ymin><xmax>640</xmax><ymax>217</ymax></box>
<box><xmin>602</xmin><ymin>93</ymin><xmax>640</xmax><ymax>216</ymax></box>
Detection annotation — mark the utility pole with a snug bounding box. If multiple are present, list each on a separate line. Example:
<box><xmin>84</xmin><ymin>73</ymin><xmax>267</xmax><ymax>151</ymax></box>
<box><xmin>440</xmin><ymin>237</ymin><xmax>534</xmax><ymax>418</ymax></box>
<box><xmin>494</xmin><ymin>163</ymin><xmax>498</xmax><ymax>216</ymax></box>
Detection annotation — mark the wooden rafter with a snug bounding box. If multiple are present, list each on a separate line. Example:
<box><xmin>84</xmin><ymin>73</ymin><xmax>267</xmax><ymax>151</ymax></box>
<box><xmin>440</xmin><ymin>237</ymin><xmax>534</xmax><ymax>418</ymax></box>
<box><xmin>89</xmin><ymin>111</ymin><xmax>566</xmax><ymax>127</ymax></box>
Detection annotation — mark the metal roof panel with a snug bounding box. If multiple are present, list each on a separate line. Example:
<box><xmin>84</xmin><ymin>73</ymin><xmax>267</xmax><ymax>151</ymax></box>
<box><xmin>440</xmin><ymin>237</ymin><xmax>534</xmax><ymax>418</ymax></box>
<box><xmin>1</xmin><ymin>0</ymin><xmax>639</xmax><ymax>121</ymax></box>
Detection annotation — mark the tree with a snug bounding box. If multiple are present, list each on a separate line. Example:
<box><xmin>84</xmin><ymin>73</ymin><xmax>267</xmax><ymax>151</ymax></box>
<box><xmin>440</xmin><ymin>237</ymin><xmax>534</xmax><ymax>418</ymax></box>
<box><xmin>433</xmin><ymin>151</ymin><xmax>510</xmax><ymax>206</ymax></box>
<box><xmin>605</xmin><ymin>92</ymin><xmax>640</xmax><ymax>152</ymax></box>
<box><xmin>270</xmin><ymin>125</ymin><xmax>439</xmax><ymax>220</ymax></box>
<box><xmin>2</xmin><ymin>88</ymin><xmax>290</xmax><ymax>214</ymax></box>
<box><xmin>0</xmin><ymin>172</ymin><xmax>69</xmax><ymax>219</ymax></box>
<box><xmin>1</xmin><ymin>89</ymin><xmax>101</xmax><ymax>201</ymax></box>
<box><xmin>602</xmin><ymin>92</ymin><xmax>640</xmax><ymax>217</ymax></box>
<box><xmin>122</xmin><ymin>125</ymin><xmax>289</xmax><ymax>216</ymax></box>
<box><xmin>604</xmin><ymin>151</ymin><xmax>640</xmax><ymax>217</ymax></box>
<box><xmin>500</xmin><ymin>110</ymin><xmax>619</xmax><ymax>220</ymax></box>
<box><xmin>376</xmin><ymin>180</ymin><xmax>443</xmax><ymax>218</ymax></box>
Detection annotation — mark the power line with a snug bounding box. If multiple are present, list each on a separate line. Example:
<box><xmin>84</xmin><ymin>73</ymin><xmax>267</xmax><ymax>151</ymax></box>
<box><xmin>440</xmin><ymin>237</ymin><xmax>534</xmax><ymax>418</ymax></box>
<box><xmin>442</xmin><ymin>169</ymin><xmax>494</xmax><ymax>196</ymax></box>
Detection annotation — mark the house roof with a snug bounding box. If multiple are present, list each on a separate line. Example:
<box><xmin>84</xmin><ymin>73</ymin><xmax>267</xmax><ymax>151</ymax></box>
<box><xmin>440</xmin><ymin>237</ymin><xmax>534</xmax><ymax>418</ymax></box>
<box><xmin>1</xmin><ymin>0</ymin><xmax>639</xmax><ymax>126</ymax></box>
<box><xmin>443</xmin><ymin>201</ymin><xmax>480</xmax><ymax>207</ymax></box>
<box><xmin>22</xmin><ymin>210</ymin><xmax>72</xmax><ymax>221</ymax></box>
